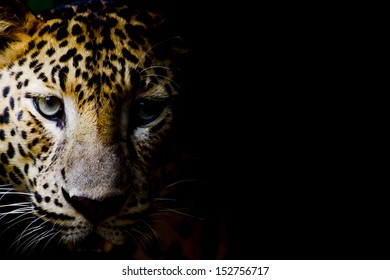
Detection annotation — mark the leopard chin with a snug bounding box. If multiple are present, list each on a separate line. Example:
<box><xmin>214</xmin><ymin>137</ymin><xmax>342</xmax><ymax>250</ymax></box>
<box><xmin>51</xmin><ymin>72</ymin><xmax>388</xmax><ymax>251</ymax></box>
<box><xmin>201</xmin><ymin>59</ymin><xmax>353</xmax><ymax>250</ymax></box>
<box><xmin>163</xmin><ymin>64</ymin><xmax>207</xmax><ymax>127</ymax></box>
<box><xmin>66</xmin><ymin>235</ymin><xmax>114</xmax><ymax>254</ymax></box>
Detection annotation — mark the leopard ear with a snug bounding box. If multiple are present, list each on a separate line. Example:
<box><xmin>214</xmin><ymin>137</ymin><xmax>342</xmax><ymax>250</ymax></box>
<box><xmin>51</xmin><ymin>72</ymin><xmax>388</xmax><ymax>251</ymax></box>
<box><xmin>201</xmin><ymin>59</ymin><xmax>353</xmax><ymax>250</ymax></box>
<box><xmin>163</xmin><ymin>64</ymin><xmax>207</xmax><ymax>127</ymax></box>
<box><xmin>0</xmin><ymin>0</ymin><xmax>38</xmax><ymax>51</ymax></box>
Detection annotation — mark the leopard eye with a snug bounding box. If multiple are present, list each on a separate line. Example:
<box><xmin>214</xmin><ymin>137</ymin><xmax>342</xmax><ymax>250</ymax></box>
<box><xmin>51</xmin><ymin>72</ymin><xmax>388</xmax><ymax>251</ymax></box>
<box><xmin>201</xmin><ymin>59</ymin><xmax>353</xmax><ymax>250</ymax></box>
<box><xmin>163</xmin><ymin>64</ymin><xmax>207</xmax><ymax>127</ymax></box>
<box><xmin>33</xmin><ymin>96</ymin><xmax>64</xmax><ymax>120</ymax></box>
<box><xmin>133</xmin><ymin>99</ymin><xmax>165</xmax><ymax>126</ymax></box>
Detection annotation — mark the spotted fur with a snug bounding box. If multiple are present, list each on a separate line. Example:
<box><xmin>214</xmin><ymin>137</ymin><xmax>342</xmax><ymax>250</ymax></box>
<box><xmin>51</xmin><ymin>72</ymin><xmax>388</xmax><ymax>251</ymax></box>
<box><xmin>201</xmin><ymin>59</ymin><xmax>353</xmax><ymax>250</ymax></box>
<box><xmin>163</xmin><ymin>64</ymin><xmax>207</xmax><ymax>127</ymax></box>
<box><xmin>0</xmin><ymin>0</ymin><xmax>218</xmax><ymax>259</ymax></box>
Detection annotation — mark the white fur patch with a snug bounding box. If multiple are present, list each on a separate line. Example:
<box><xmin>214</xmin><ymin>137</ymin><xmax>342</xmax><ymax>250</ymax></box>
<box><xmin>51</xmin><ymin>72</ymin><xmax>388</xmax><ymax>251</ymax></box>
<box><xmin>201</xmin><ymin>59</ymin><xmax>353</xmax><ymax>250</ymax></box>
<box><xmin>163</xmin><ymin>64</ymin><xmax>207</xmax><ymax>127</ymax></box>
<box><xmin>133</xmin><ymin>127</ymin><xmax>150</xmax><ymax>141</ymax></box>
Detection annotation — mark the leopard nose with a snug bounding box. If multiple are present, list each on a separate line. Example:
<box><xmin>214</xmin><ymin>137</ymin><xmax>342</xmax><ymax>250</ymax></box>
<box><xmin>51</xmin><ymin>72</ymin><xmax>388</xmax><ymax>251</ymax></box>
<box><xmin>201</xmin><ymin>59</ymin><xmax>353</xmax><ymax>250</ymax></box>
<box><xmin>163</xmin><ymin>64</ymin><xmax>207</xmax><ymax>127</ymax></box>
<box><xmin>62</xmin><ymin>188</ymin><xmax>125</xmax><ymax>224</ymax></box>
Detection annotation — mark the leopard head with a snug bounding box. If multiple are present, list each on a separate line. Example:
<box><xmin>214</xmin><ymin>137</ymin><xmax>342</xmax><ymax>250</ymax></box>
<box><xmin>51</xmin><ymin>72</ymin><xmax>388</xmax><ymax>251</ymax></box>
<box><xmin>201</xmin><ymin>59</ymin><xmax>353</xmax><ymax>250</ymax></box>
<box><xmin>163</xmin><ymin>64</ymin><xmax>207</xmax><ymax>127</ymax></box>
<box><xmin>0</xmin><ymin>0</ymin><xmax>203</xmax><ymax>259</ymax></box>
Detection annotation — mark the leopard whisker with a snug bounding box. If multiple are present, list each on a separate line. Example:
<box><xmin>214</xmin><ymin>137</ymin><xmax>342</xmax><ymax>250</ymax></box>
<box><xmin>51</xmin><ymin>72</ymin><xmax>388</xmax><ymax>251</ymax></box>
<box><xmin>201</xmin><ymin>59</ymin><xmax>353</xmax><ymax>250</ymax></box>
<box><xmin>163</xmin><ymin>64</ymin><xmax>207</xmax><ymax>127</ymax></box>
<box><xmin>0</xmin><ymin>185</ymin><xmax>32</xmax><ymax>199</ymax></box>
<box><xmin>5</xmin><ymin>213</ymin><xmax>37</xmax><ymax>229</ymax></box>
<box><xmin>132</xmin><ymin>227</ymin><xmax>151</xmax><ymax>245</ymax></box>
<box><xmin>125</xmin><ymin>228</ymin><xmax>144</xmax><ymax>246</ymax></box>
<box><xmin>50</xmin><ymin>218</ymin><xmax>64</xmax><ymax>231</ymax></box>
<box><xmin>135</xmin><ymin>36</ymin><xmax>182</xmax><ymax>70</ymax></box>
<box><xmin>0</xmin><ymin>202</ymin><xmax>32</xmax><ymax>208</ymax></box>
<box><xmin>153</xmin><ymin>198</ymin><xmax>176</xmax><ymax>202</ymax></box>
<box><xmin>11</xmin><ymin>221</ymin><xmax>44</xmax><ymax>253</ymax></box>
<box><xmin>141</xmin><ymin>219</ymin><xmax>160</xmax><ymax>244</ymax></box>
<box><xmin>141</xmin><ymin>80</ymin><xmax>159</xmax><ymax>87</ymax></box>
<box><xmin>130</xmin><ymin>227</ymin><xmax>156</xmax><ymax>255</ymax></box>
<box><xmin>40</xmin><ymin>229</ymin><xmax>61</xmax><ymax>254</ymax></box>
<box><xmin>0</xmin><ymin>206</ymin><xmax>33</xmax><ymax>222</ymax></box>
<box><xmin>23</xmin><ymin>228</ymin><xmax>58</xmax><ymax>255</ymax></box>
<box><xmin>141</xmin><ymin>73</ymin><xmax>180</xmax><ymax>89</ymax></box>
<box><xmin>19</xmin><ymin>228</ymin><xmax>47</xmax><ymax>252</ymax></box>
<box><xmin>124</xmin><ymin>230</ymin><xmax>143</xmax><ymax>255</ymax></box>
<box><xmin>18</xmin><ymin>225</ymin><xmax>49</xmax><ymax>255</ymax></box>
<box><xmin>0</xmin><ymin>184</ymin><xmax>33</xmax><ymax>201</ymax></box>
<box><xmin>162</xmin><ymin>179</ymin><xmax>208</xmax><ymax>189</ymax></box>
<box><xmin>56</xmin><ymin>234</ymin><xmax>67</xmax><ymax>247</ymax></box>
<box><xmin>139</xmin><ymin>65</ymin><xmax>173</xmax><ymax>74</ymax></box>
<box><xmin>153</xmin><ymin>208</ymin><xmax>204</xmax><ymax>221</ymax></box>
<box><xmin>15</xmin><ymin>219</ymin><xmax>56</xmax><ymax>256</ymax></box>
<box><xmin>0</xmin><ymin>191</ymin><xmax>32</xmax><ymax>196</ymax></box>
<box><xmin>0</xmin><ymin>214</ymin><xmax>35</xmax><ymax>238</ymax></box>
<box><xmin>14</xmin><ymin>214</ymin><xmax>46</xmax><ymax>249</ymax></box>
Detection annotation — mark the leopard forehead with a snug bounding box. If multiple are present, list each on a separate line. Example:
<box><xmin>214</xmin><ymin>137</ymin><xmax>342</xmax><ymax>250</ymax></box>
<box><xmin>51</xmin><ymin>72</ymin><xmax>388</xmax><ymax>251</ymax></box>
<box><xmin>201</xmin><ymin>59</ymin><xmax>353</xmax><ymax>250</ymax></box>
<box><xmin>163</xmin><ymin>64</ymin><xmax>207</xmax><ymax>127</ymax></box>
<box><xmin>15</xmin><ymin>1</ymin><xmax>176</xmax><ymax>100</ymax></box>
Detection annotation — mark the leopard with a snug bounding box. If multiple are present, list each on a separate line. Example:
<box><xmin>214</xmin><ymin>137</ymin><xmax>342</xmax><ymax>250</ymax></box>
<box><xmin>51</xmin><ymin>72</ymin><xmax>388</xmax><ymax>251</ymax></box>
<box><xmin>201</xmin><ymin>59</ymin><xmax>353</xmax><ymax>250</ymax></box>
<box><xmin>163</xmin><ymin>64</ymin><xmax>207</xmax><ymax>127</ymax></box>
<box><xmin>0</xmin><ymin>0</ymin><xmax>228</xmax><ymax>259</ymax></box>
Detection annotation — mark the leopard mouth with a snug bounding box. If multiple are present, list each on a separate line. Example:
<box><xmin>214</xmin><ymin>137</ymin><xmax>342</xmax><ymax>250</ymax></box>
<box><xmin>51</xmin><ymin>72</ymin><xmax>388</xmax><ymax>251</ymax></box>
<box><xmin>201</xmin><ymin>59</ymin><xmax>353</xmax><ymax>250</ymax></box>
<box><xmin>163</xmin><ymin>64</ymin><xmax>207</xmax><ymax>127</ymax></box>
<box><xmin>65</xmin><ymin>233</ymin><xmax>139</xmax><ymax>258</ymax></box>
<box><xmin>60</xmin><ymin>188</ymin><xmax>152</xmax><ymax>257</ymax></box>
<box><xmin>67</xmin><ymin>234</ymin><xmax>113</xmax><ymax>254</ymax></box>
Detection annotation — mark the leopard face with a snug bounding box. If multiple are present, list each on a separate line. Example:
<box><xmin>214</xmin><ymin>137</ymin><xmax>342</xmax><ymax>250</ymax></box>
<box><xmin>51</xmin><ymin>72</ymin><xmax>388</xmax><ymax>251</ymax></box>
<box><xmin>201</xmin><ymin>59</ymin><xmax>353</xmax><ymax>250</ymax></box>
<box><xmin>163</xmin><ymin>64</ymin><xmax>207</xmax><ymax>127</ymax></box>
<box><xmin>0</xmin><ymin>0</ymin><xmax>208</xmax><ymax>259</ymax></box>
